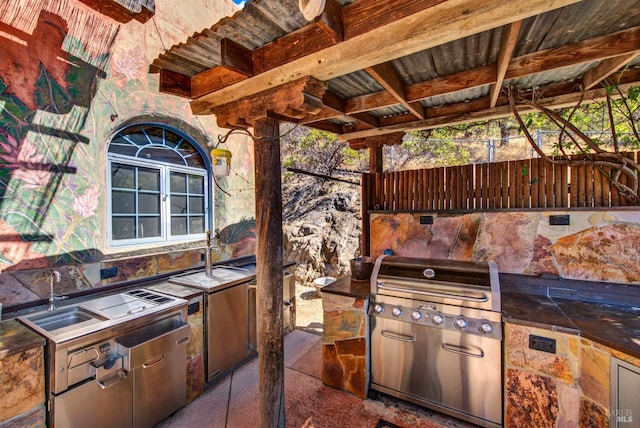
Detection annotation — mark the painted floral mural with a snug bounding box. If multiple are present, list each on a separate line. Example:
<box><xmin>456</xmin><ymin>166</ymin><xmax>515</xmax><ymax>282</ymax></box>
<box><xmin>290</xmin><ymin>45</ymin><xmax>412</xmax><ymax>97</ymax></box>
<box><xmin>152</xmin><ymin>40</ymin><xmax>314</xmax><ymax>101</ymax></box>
<box><xmin>0</xmin><ymin>0</ymin><xmax>256</xmax><ymax>281</ymax></box>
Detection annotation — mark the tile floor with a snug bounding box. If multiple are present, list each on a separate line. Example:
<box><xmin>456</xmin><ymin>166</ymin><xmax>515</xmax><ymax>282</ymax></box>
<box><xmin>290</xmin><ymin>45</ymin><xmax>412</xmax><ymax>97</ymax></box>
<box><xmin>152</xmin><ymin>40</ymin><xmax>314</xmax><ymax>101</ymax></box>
<box><xmin>157</xmin><ymin>330</ymin><xmax>477</xmax><ymax>428</ymax></box>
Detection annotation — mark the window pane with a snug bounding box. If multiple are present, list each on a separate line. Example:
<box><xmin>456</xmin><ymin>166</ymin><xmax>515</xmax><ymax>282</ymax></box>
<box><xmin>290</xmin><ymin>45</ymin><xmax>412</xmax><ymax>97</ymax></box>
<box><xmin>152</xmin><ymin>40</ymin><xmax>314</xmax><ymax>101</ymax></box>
<box><xmin>140</xmin><ymin>147</ymin><xmax>185</xmax><ymax>165</ymax></box>
<box><xmin>138</xmin><ymin>193</ymin><xmax>160</xmax><ymax>214</ymax></box>
<box><xmin>112</xmin><ymin>217</ymin><xmax>135</xmax><ymax>240</ymax></box>
<box><xmin>171</xmin><ymin>217</ymin><xmax>187</xmax><ymax>235</ymax></box>
<box><xmin>189</xmin><ymin>175</ymin><xmax>204</xmax><ymax>194</ymax></box>
<box><xmin>108</xmin><ymin>138</ymin><xmax>137</xmax><ymax>156</ymax></box>
<box><xmin>111</xmin><ymin>164</ymin><xmax>135</xmax><ymax>189</ymax></box>
<box><xmin>189</xmin><ymin>196</ymin><xmax>204</xmax><ymax>214</ymax></box>
<box><xmin>112</xmin><ymin>190</ymin><xmax>135</xmax><ymax>214</ymax></box>
<box><xmin>170</xmin><ymin>172</ymin><xmax>187</xmax><ymax>193</ymax></box>
<box><xmin>189</xmin><ymin>216</ymin><xmax>205</xmax><ymax>234</ymax></box>
<box><xmin>171</xmin><ymin>196</ymin><xmax>187</xmax><ymax>214</ymax></box>
<box><xmin>139</xmin><ymin>217</ymin><xmax>161</xmax><ymax>238</ymax></box>
<box><xmin>138</xmin><ymin>168</ymin><xmax>159</xmax><ymax>191</ymax></box>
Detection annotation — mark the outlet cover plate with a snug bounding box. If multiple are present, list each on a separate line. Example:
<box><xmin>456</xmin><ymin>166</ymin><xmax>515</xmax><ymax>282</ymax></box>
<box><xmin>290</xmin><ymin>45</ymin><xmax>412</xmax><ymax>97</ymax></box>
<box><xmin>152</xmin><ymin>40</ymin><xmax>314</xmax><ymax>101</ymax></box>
<box><xmin>529</xmin><ymin>334</ymin><xmax>556</xmax><ymax>353</ymax></box>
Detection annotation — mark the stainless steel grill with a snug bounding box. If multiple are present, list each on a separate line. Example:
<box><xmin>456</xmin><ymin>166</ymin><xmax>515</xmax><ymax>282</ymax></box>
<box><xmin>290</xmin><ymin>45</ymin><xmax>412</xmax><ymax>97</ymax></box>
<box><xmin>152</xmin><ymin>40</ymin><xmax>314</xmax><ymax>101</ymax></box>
<box><xmin>368</xmin><ymin>256</ymin><xmax>503</xmax><ymax>428</ymax></box>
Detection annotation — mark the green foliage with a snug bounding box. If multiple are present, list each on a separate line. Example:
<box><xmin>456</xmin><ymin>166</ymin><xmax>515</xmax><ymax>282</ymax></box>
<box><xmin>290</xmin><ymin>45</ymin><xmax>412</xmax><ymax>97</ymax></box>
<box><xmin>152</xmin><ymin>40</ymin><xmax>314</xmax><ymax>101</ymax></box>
<box><xmin>403</xmin><ymin>131</ymin><xmax>471</xmax><ymax>166</ymax></box>
<box><xmin>283</xmin><ymin>129</ymin><xmax>349</xmax><ymax>175</ymax></box>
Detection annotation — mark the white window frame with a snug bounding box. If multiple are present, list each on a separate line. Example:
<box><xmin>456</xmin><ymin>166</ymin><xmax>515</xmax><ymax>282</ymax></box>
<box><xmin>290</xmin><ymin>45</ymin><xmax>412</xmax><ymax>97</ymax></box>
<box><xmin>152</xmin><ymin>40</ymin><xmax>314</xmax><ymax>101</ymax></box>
<box><xmin>106</xmin><ymin>126</ymin><xmax>210</xmax><ymax>248</ymax></box>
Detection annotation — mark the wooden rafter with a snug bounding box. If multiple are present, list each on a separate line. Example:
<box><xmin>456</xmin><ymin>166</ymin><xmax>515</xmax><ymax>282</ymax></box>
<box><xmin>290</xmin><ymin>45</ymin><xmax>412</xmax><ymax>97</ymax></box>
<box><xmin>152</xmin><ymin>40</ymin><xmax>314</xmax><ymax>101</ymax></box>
<box><xmin>490</xmin><ymin>20</ymin><xmax>522</xmax><ymax>108</ymax></box>
<box><xmin>338</xmin><ymin>68</ymin><xmax>640</xmax><ymax>141</ymax></box>
<box><xmin>366</xmin><ymin>63</ymin><xmax>425</xmax><ymax>119</ymax></box>
<box><xmin>188</xmin><ymin>0</ymin><xmax>581</xmax><ymax>113</ymax></box>
<box><xmin>582</xmin><ymin>52</ymin><xmax>639</xmax><ymax>90</ymax></box>
<box><xmin>345</xmin><ymin>26</ymin><xmax>640</xmax><ymax>114</ymax></box>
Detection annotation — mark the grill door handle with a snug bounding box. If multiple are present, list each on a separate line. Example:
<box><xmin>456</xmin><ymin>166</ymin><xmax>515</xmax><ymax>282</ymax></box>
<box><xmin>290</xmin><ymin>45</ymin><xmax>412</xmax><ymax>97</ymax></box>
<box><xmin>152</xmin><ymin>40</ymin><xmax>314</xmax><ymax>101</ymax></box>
<box><xmin>377</xmin><ymin>283</ymin><xmax>488</xmax><ymax>303</ymax></box>
<box><xmin>381</xmin><ymin>330</ymin><xmax>415</xmax><ymax>343</ymax></box>
<box><xmin>97</xmin><ymin>370</ymin><xmax>127</xmax><ymax>389</ymax></box>
<box><xmin>442</xmin><ymin>343</ymin><xmax>484</xmax><ymax>358</ymax></box>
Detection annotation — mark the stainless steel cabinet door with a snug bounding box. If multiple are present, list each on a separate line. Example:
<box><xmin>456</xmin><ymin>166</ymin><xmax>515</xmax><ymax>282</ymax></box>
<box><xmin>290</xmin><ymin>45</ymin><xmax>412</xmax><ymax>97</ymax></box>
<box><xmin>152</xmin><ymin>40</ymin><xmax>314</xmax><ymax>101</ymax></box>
<box><xmin>370</xmin><ymin>316</ymin><xmax>429</xmax><ymax>398</ymax></box>
<box><xmin>54</xmin><ymin>371</ymin><xmax>132</xmax><ymax>428</ymax></box>
<box><xmin>133</xmin><ymin>346</ymin><xmax>186</xmax><ymax>428</ymax></box>
<box><xmin>428</xmin><ymin>329</ymin><xmax>502</xmax><ymax>425</ymax></box>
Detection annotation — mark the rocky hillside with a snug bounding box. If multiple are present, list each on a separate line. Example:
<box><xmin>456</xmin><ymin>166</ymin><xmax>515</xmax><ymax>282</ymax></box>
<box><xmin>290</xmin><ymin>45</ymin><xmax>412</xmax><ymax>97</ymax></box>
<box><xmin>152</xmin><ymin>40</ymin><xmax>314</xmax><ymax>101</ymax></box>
<box><xmin>282</xmin><ymin>171</ymin><xmax>361</xmax><ymax>286</ymax></box>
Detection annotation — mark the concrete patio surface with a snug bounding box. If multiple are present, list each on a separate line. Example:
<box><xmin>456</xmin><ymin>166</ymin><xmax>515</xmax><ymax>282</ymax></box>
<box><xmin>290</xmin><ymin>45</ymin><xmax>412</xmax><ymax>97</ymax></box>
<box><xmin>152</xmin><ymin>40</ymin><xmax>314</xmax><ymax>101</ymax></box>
<box><xmin>157</xmin><ymin>330</ymin><xmax>477</xmax><ymax>428</ymax></box>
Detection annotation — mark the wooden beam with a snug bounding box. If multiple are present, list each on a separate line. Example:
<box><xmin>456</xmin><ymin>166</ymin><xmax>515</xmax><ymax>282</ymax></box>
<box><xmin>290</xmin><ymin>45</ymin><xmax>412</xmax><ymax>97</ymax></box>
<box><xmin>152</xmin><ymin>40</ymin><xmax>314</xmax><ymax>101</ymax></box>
<box><xmin>191</xmin><ymin>66</ymin><xmax>251</xmax><ymax>98</ymax></box>
<box><xmin>78</xmin><ymin>0</ymin><xmax>155</xmax><ymax>23</ymax></box>
<box><xmin>190</xmin><ymin>0</ymin><xmax>581</xmax><ymax>113</ymax></box>
<box><xmin>159</xmin><ymin>69</ymin><xmax>191</xmax><ymax>98</ymax></box>
<box><xmin>345</xmin><ymin>26</ymin><xmax>640</xmax><ymax>115</ymax></box>
<box><xmin>369</xmin><ymin>144</ymin><xmax>383</xmax><ymax>173</ymax></box>
<box><xmin>582</xmin><ymin>52</ymin><xmax>639</xmax><ymax>90</ymax></box>
<box><xmin>253</xmin><ymin>117</ymin><xmax>285</xmax><ymax>428</ymax></box>
<box><xmin>348</xmin><ymin>132</ymin><xmax>404</xmax><ymax>151</ymax></box>
<box><xmin>506</xmin><ymin>26</ymin><xmax>640</xmax><ymax>80</ymax></box>
<box><xmin>253</xmin><ymin>22</ymin><xmax>340</xmax><ymax>75</ymax></box>
<box><xmin>342</xmin><ymin>0</ymin><xmax>447</xmax><ymax>40</ymax></box>
<box><xmin>366</xmin><ymin>63</ymin><xmax>425</xmax><ymax>119</ymax></box>
<box><xmin>211</xmin><ymin>76</ymin><xmax>327</xmax><ymax>128</ymax></box>
<box><xmin>315</xmin><ymin>0</ymin><xmax>344</xmax><ymax>43</ymax></box>
<box><xmin>220</xmin><ymin>38</ymin><xmax>254</xmax><ymax>76</ymax></box>
<box><xmin>338</xmin><ymin>68</ymin><xmax>640</xmax><ymax>140</ymax></box>
<box><xmin>490</xmin><ymin>20</ymin><xmax>522</xmax><ymax>107</ymax></box>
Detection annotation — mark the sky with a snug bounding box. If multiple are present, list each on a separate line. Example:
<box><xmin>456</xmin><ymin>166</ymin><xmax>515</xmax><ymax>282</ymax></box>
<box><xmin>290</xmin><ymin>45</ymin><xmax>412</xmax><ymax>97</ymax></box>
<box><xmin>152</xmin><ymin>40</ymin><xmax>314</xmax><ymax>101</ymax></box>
<box><xmin>232</xmin><ymin>0</ymin><xmax>246</xmax><ymax>5</ymax></box>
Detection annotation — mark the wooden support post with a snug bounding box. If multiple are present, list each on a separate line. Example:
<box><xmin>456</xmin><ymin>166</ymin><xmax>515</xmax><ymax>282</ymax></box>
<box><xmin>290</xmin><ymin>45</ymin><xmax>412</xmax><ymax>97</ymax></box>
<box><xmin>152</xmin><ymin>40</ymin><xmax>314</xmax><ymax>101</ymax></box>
<box><xmin>369</xmin><ymin>143</ymin><xmax>383</xmax><ymax>173</ymax></box>
<box><xmin>253</xmin><ymin>118</ymin><xmax>285</xmax><ymax>428</ymax></box>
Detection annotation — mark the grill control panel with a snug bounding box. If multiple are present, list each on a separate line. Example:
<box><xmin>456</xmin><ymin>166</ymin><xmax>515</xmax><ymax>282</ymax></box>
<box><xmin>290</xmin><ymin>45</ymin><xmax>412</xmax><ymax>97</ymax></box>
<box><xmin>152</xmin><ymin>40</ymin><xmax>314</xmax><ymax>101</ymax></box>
<box><xmin>370</xmin><ymin>298</ymin><xmax>502</xmax><ymax>340</ymax></box>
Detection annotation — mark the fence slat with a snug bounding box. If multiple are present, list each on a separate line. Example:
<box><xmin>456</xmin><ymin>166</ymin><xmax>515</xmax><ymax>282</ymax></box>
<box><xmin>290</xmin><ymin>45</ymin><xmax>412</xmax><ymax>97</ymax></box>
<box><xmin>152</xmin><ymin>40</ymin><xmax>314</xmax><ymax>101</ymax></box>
<box><xmin>368</xmin><ymin>151</ymin><xmax>640</xmax><ymax>212</ymax></box>
<box><xmin>593</xmin><ymin>164</ymin><xmax>602</xmax><ymax>207</ymax></box>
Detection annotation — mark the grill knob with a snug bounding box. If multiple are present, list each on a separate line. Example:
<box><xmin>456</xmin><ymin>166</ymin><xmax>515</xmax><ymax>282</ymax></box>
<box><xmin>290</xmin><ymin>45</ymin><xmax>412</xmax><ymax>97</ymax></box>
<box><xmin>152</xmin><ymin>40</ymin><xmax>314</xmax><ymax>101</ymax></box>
<box><xmin>392</xmin><ymin>307</ymin><xmax>403</xmax><ymax>317</ymax></box>
<box><xmin>373</xmin><ymin>304</ymin><xmax>384</xmax><ymax>314</ymax></box>
<box><xmin>454</xmin><ymin>318</ymin><xmax>467</xmax><ymax>329</ymax></box>
<box><xmin>480</xmin><ymin>322</ymin><xmax>494</xmax><ymax>334</ymax></box>
<box><xmin>423</xmin><ymin>268</ymin><xmax>436</xmax><ymax>278</ymax></box>
<box><xmin>432</xmin><ymin>314</ymin><xmax>444</xmax><ymax>325</ymax></box>
<box><xmin>411</xmin><ymin>311</ymin><xmax>422</xmax><ymax>321</ymax></box>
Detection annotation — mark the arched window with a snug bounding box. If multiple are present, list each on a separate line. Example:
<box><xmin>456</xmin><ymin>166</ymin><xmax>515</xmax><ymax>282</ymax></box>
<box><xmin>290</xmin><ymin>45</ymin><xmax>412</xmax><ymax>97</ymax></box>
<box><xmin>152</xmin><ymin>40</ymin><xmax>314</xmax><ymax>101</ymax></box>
<box><xmin>107</xmin><ymin>124</ymin><xmax>209</xmax><ymax>246</ymax></box>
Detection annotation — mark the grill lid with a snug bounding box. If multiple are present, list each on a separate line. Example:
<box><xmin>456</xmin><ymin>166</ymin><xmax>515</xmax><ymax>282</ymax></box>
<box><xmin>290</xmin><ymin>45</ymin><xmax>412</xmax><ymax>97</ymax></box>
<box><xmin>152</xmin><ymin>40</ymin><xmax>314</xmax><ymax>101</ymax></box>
<box><xmin>370</xmin><ymin>256</ymin><xmax>501</xmax><ymax>312</ymax></box>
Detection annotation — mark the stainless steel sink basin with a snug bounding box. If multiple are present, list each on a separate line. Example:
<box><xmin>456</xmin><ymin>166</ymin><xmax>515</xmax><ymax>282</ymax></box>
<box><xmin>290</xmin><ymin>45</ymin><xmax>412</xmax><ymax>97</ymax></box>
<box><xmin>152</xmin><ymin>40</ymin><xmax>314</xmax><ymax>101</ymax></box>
<box><xmin>25</xmin><ymin>306</ymin><xmax>108</xmax><ymax>332</ymax></box>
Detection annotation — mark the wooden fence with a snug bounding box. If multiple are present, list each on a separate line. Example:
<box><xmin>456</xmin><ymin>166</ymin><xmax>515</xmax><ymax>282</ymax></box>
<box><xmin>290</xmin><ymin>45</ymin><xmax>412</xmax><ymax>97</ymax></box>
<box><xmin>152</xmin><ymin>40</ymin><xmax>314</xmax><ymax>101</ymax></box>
<box><xmin>362</xmin><ymin>152</ymin><xmax>640</xmax><ymax>211</ymax></box>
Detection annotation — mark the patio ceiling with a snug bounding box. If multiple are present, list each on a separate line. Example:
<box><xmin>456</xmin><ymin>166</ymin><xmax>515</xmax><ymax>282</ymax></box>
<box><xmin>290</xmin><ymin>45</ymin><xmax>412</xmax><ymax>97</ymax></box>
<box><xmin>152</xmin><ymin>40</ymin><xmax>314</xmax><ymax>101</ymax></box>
<box><xmin>150</xmin><ymin>0</ymin><xmax>640</xmax><ymax>149</ymax></box>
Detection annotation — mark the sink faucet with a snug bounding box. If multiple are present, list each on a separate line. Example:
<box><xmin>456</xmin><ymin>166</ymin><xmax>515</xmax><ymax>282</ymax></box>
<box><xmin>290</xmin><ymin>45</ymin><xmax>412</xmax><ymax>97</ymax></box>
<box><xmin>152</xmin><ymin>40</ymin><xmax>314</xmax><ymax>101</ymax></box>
<box><xmin>204</xmin><ymin>229</ymin><xmax>221</xmax><ymax>278</ymax></box>
<box><xmin>48</xmin><ymin>270</ymin><xmax>66</xmax><ymax>311</ymax></box>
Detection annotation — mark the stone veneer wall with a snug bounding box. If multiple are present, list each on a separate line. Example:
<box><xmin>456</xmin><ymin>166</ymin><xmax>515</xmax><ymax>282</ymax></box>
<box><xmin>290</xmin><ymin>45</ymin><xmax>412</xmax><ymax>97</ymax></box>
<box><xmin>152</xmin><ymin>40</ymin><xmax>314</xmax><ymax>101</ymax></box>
<box><xmin>322</xmin><ymin>292</ymin><xmax>368</xmax><ymax>399</ymax></box>
<box><xmin>505</xmin><ymin>323</ymin><xmax>640</xmax><ymax>427</ymax></box>
<box><xmin>0</xmin><ymin>346</ymin><xmax>45</xmax><ymax>427</ymax></box>
<box><xmin>0</xmin><ymin>238</ymin><xmax>255</xmax><ymax>311</ymax></box>
<box><xmin>370</xmin><ymin>210</ymin><xmax>640</xmax><ymax>284</ymax></box>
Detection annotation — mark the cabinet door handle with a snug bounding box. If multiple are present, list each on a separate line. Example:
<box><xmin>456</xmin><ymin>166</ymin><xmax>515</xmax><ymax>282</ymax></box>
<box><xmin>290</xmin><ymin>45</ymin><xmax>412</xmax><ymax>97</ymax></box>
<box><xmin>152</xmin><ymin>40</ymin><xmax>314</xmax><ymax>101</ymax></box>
<box><xmin>381</xmin><ymin>330</ymin><xmax>416</xmax><ymax>343</ymax></box>
<box><xmin>442</xmin><ymin>343</ymin><xmax>484</xmax><ymax>358</ymax></box>
<box><xmin>142</xmin><ymin>355</ymin><xmax>164</xmax><ymax>368</ymax></box>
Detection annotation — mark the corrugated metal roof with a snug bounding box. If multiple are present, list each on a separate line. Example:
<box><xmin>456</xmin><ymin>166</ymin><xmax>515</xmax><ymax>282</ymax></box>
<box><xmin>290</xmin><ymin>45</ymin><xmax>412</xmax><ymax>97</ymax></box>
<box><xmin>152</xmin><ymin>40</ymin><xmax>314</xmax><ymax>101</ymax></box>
<box><xmin>150</xmin><ymin>0</ymin><xmax>640</xmax><ymax>137</ymax></box>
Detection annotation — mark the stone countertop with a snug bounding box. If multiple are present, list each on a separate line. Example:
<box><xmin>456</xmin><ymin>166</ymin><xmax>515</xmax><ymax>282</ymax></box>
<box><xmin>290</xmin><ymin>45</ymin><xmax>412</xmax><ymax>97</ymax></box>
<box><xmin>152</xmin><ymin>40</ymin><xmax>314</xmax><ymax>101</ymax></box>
<box><xmin>0</xmin><ymin>319</ymin><xmax>45</xmax><ymax>359</ymax></box>
<box><xmin>323</xmin><ymin>276</ymin><xmax>640</xmax><ymax>360</ymax></box>
<box><xmin>503</xmin><ymin>293</ymin><xmax>640</xmax><ymax>359</ymax></box>
<box><xmin>320</xmin><ymin>276</ymin><xmax>370</xmax><ymax>298</ymax></box>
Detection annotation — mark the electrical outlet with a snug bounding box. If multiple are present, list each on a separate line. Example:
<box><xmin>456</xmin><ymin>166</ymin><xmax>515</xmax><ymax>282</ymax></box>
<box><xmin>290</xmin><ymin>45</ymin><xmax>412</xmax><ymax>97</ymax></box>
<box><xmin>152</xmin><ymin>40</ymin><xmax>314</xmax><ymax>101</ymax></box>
<box><xmin>420</xmin><ymin>215</ymin><xmax>434</xmax><ymax>225</ymax></box>
<box><xmin>100</xmin><ymin>266</ymin><xmax>118</xmax><ymax>279</ymax></box>
<box><xmin>529</xmin><ymin>334</ymin><xmax>556</xmax><ymax>353</ymax></box>
<box><xmin>549</xmin><ymin>214</ymin><xmax>570</xmax><ymax>225</ymax></box>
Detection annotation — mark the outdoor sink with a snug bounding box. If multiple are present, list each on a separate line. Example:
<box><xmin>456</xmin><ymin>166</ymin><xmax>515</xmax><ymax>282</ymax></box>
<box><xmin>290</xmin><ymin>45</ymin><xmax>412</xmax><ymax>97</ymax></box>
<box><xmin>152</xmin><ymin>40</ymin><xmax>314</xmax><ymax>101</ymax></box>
<box><xmin>24</xmin><ymin>306</ymin><xmax>108</xmax><ymax>333</ymax></box>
